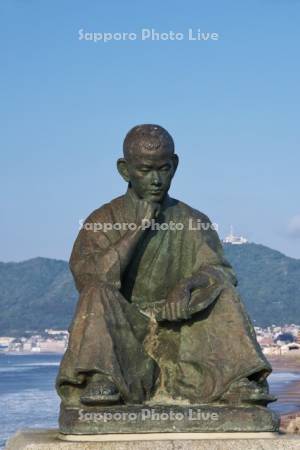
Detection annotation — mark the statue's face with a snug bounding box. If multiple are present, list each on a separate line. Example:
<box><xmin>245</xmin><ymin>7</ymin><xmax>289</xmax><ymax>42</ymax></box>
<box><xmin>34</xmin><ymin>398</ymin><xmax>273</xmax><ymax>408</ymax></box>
<box><xmin>126</xmin><ymin>150</ymin><xmax>177</xmax><ymax>203</ymax></box>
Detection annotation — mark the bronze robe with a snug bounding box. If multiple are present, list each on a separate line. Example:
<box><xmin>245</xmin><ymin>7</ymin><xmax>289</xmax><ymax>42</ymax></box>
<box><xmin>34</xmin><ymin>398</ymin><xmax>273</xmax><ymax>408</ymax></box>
<box><xmin>56</xmin><ymin>189</ymin><xmax>271</xmax><ymax>406</ymax></box>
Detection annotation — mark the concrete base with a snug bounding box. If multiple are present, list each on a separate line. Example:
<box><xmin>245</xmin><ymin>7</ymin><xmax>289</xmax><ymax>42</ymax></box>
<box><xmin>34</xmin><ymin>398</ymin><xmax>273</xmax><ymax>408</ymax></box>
<box><xmin>5</xmin><ymin>429</ymin><xmax>300</xmax><ymax>450</ymax></box>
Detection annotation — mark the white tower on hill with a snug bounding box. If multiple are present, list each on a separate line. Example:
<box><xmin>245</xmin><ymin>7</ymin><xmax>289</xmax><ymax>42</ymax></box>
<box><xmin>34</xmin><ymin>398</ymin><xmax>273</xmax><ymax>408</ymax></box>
<box><xmin>223</xmin><ymin>226</ymin><xmax>248</xmax><ymax>245</ymax></box>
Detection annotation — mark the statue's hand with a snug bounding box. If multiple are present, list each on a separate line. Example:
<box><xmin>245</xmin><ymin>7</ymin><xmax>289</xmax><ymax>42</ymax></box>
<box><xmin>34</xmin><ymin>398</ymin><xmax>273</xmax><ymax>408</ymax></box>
<box><xmin>113</xmin><ymin>200</ymin><xmax>161</xmax><ymax>275</ymax></box>
<box><xmin>157</xmin><ymin>283</ymin><xmax>192</xmax><ymax>322</ymax></box>
<box><xmin>135</xmin><ymin>200</ymin><xmax>161</xmax><ymax>228</ymax></box>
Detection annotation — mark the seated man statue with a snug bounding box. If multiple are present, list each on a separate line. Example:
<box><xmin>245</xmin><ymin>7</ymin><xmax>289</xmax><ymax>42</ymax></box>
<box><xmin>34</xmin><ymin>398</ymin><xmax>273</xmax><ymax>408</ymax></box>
<box><xmin>56</xmin><ymin>124</ymin><xmax>275</xmax><ymax>409</ymax></box>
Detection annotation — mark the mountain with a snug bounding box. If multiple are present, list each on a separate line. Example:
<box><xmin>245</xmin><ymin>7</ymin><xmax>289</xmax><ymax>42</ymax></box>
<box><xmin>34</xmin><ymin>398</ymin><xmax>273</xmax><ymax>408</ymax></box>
<box><xmin>223</xmin><ymin>243</ymin><xmax>300</xmax><ymax>328</ymax></box>
<box><xmin>0</xmin><ymin>257</ymin><xmax>77</xmax><ymax>336</ymax></box>
<box><xmin>0</xmin><ymin>243</ymin><xmax>299</xmax><ymax>335</ymax></box>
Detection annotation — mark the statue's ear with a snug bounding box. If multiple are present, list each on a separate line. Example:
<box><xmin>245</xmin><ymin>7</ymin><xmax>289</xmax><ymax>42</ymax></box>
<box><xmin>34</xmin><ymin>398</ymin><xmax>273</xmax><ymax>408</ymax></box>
<box><xmin>117</xmin><ymin>158</ymin><xmax>130</xmax><ymax>182</ymax></box>
<box><xmin>172</xmin><ymin>154</ymin><xmax>179</xmax><ymax>174</ymax></box>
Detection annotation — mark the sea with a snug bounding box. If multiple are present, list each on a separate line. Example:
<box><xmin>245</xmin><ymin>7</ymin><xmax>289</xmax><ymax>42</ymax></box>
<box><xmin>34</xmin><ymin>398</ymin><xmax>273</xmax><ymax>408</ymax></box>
<box><xmin>1</xmin><ymin>353</ymin><xmax>300</xmax><ymax>449</ymax></box>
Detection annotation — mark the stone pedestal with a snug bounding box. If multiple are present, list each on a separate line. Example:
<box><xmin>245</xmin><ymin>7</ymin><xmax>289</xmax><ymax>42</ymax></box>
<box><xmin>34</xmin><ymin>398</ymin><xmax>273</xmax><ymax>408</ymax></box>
<box><xmin>59</xmin><ymin>404</ymin><xmax>279</xmax><ymax>434</ymax></box>
<box><xmin>5</xmin><ymin>429</ymin><xmax>300</xmax><ymax>450</ymax></box>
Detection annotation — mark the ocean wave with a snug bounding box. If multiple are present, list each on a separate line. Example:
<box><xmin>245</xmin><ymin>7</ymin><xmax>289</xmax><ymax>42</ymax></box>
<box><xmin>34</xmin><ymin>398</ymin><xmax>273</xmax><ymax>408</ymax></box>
<box><xmin>0</xmin><ymin>389</ymin><xmax>59</xmax><ymax>450</ymax></box>
<box><xmin>14</xmin><ymin>362</ymin><xmax>60</xmax><ymax>367</ymax></box>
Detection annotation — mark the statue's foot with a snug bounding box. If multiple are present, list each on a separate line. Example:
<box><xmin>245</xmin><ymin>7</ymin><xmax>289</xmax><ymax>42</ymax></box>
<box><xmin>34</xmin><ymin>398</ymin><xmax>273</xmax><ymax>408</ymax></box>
<box><xmin>221</xmin><ymin>378</ymin><xmax>276</xmax><ymax>406</ymax></box>
<box><xmin>80</xmin><ymin>377</ymin><xmax>120</xmax><ymax>406</ymax></box>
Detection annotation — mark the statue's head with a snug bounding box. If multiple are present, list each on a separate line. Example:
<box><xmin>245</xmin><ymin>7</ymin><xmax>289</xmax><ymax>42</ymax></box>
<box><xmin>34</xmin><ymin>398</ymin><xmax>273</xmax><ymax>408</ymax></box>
<box><xmin>117</xmin><ymin>124</ymin><xmax>178</xmax><ymax>203</ymax></box>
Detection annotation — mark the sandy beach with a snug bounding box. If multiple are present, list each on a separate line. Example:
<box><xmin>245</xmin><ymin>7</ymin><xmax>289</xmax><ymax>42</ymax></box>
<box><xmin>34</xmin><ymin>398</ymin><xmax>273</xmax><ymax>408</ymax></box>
<box><xmin>268</xmin><ymin>354</ymin><xmax>300</xmax><ymax>412</ymax></box>
<box><xmin>267</xmin><ymin>353</ymin><xmax>300</xmax><ymax>431</ymax></box>
<box><xmin>269</xmin><ymin>353</ymin><xmax>300</xmax><ymax>372</ymax></box>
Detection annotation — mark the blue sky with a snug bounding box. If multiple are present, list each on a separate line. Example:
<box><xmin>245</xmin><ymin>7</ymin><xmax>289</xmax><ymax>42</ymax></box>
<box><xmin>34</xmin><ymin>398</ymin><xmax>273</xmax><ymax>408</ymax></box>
<box><xmin>1</xmin><ymin>0</ymin><xmax>300</xmax><ymax>261</ymax></box>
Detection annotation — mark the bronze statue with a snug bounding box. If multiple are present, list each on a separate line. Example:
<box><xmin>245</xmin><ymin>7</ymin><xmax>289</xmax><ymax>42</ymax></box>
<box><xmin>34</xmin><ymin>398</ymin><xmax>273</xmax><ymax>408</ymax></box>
<box><xmin>56</xmin><ymin>125</ymin><xmax>277</xmax><ymax>433</ymax></box>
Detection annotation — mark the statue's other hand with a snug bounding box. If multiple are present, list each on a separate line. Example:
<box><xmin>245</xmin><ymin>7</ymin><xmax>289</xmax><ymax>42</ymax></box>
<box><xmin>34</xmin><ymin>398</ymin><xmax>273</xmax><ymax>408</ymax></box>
<box><xmin>157</xmin><ymin>284</ymin><xmax>191</xmax><ymax>322</ymax></box>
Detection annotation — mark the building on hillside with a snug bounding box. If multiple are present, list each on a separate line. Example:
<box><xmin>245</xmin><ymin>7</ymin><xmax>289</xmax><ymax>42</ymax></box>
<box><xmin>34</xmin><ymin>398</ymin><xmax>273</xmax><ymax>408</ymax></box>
<box><xmin>38</xmin><ymin>339</ymin><xmax>67</xmax><ymax>353</ymax></box>
<box><xmin>45</xmin><ymin>329</ymin><xmax>68</xmax><ymax>336</ymax></box>
<box><xmin>223</xmin><ymin>226</ymin><xmax>248</xmax><ymax>245</ymax></box>
<box><xmin>257</xmin><ymin>336</ymin><xmax>274</xmax><ymax>346</ymax></box>
<box><xmin>281</xmin><ymin>343</ymin><xmax>300</xmax><ymax>353</ymax></box>
<box><xmin>0</xmin><ymin>337</ymin><xmax>15</xmax><ymax>352</ymax></box>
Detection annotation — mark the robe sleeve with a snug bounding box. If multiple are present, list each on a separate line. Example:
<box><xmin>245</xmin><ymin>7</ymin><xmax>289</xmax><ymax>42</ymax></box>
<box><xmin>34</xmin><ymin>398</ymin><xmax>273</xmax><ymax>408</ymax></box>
<box><xmin>183</xmin><ymin>214</ymin><xmax>238</xmax><ymax>314</ymax></box>
<box><xmin>69</xmin><ymin>206</ymin><xmax>121</xmax><ymax>292</ymax></box>
<box><xmin>192</xmin><ymin>214</ymin><xmax>237</xmax><ymax>287</ymax></box>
